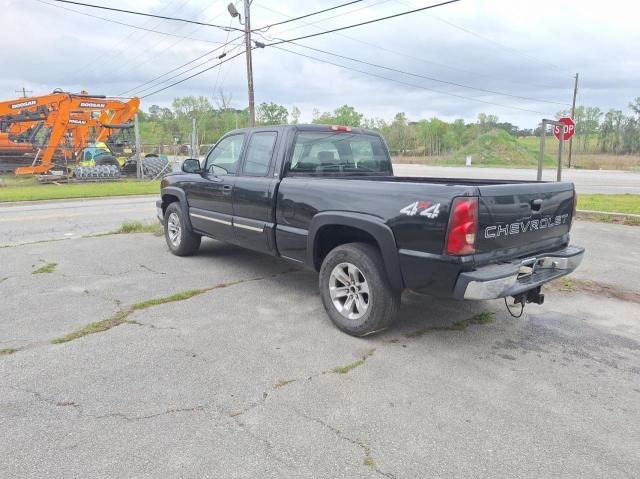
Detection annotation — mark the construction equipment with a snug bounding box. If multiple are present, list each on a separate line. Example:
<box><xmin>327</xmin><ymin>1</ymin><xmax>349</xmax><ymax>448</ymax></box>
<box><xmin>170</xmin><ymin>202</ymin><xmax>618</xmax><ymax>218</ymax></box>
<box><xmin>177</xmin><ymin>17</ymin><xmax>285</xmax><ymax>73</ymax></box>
<box><xmin>0</xmin><ymin>91</ymin><xmax>159</xmax><ymax>178</ymax></box>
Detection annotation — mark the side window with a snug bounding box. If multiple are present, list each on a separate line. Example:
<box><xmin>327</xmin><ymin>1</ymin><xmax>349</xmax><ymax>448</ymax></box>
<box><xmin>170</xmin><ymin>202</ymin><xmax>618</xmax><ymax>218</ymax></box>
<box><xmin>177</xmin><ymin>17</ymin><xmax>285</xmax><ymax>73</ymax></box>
<box><xmin>242</xmin><ymin>132</ymin><xmax>277</xmax><ymax>176</ymax></box>
<box><xmin>205</xmin><ymin>134</ymin><xmax>245</xmax><ymax>175</ymax></box>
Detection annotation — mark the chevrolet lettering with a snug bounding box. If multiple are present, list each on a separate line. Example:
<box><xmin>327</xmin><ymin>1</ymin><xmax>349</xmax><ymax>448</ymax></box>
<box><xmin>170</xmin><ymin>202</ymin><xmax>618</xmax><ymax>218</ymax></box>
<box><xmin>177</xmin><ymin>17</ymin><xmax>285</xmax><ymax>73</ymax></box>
<box><xmin>485</xmin><ymin>214</ymin><xmax>569</xmax><ymax>239</ymax></box>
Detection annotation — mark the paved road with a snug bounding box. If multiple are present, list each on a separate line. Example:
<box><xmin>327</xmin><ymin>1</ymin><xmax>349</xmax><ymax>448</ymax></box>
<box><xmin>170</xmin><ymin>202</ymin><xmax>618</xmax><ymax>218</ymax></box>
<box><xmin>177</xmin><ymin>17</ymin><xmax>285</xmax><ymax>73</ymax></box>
<box><xmin>394</xmin><ymin>164</ymin><xmax>640</xmax><ymax>194</ymax></box>
<box><xmin>0</xmin><ymin>196</ymin><xmax>156</xmax><ymax>245</ymax></box>
<box><xmin>1</xmin><ymin>220</ymin><xmax>638</xmax><ymax>478</ymax></box>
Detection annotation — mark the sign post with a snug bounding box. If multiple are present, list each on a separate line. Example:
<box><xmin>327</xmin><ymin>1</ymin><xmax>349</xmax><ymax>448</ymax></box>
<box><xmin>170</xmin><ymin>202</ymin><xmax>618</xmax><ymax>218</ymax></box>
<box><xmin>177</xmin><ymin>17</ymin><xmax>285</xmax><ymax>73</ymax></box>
<box><xmin>539</xmin><ymin>118</ymin><xmax>572</xmax><ymax>182</ymax></box>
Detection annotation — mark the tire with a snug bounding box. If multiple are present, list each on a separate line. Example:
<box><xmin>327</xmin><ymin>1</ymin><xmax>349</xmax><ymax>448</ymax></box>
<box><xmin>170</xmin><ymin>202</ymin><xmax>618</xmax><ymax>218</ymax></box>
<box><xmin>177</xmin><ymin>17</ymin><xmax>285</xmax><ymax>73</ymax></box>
<box><xmin>164</xmin><ymin>202</ymin><xmax>201</xmax><ymax>256</ymax></box>
<box><xmin>319</xmin><ymin>242</ymin><xmax>400</xmax><ymax>336</ymax></box>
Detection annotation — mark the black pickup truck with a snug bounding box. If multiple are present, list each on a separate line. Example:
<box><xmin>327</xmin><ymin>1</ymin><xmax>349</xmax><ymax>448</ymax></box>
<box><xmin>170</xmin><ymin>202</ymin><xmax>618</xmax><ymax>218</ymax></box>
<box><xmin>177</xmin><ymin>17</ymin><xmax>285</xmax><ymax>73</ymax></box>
<box><xmin>157</xmin><ymin>124</ymin><xmax>584</xmax><ymax>336</ymax></box>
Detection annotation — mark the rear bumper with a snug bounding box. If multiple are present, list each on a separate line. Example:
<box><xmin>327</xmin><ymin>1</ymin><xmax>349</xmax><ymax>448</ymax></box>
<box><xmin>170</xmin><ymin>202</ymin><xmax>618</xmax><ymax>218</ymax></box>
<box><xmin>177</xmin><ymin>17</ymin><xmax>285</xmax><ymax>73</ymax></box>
<box><xmin>453</xmin><ymin>245</ymin><xmax>585</xmax><ymax>300</ymax></box>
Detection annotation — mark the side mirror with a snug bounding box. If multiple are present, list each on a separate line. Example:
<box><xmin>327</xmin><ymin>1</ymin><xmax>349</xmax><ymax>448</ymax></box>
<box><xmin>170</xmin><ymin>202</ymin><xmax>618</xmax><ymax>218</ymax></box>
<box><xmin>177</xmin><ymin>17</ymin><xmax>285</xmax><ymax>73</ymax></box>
<box><xmin>182</xmin><ymin>158</ymin><xmax>201</xmax><ymax>173</ymax></box>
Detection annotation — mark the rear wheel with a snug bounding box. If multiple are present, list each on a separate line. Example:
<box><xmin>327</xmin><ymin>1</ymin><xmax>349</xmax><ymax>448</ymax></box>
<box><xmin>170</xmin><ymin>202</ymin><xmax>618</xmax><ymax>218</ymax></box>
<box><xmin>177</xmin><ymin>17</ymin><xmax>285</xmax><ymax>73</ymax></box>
<box><xmin>164</xmin><ymin>202</ymin><xmax>201</xmax><ymax>256</ymax></box>
<box><xmin>319</xmin><ymin>242</ymin><xmax>400</xmax><ymax>336</ymax></box>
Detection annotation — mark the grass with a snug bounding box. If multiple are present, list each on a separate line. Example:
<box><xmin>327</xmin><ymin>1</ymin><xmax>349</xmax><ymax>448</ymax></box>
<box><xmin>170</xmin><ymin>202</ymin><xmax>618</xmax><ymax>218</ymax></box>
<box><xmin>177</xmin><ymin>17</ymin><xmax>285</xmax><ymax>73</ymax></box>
<box><xmin>392</xmin><ymin>133</ymin><xmax>640</xmax><ymax>170</ymax></box>
<box><xmin>275</xmin><ymin>379</ymin><xmax>296</xmax><ymax>389</ymax></box>
<box><xmin>50</xmin><ymin>281</ymin><xmax>248</xmax><ymax>344</ymax></box>
<box><xmin>0</xmin><ymin>176</ymin><xmax>160</xmax><ymax>202</ymax></box>
<box><xmin>363</xmin><ymin>456</ymin><xmax>377</xmax><ymax>469</ymax></box>
<box><xmin>131</xmin><ymin>289</ymin><xmax>210</xmax><ymax>311</ymax></box>
<box><xmin>332</xmin><ymin>348</ymin><xmax>375</xmax><ymax>374</ymax></box>
<box><xmin>0</xmin><ymin>348</ymin><xmax>17</xmax><ymax>356</ymax></box>
<box><xmin>32</xmin><ymin>262</ymin><xmax>57</xmax><ymax>274</ymax></box>
<box><xmin>577</xmin><ymin>194</ymin><xmax>640</xmax><ymax>215</ymax></box>
<box><xmin>114</xmin><ymin>221</ymin><xmax>163</xmax><ymax>235</ymax></box>
<box><xmin>50</xmin><ymin>311</ymin><xmax>139</xmax><ymax>344</ymax></box>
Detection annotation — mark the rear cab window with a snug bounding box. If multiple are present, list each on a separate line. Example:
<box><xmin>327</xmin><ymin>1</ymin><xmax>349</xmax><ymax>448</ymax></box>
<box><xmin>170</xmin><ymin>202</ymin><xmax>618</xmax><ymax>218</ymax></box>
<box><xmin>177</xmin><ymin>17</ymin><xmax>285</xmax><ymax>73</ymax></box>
<box><xmin>288</xmin><ymin>131</ymin><xmax>392</xmax><ymax>176</ymax></box>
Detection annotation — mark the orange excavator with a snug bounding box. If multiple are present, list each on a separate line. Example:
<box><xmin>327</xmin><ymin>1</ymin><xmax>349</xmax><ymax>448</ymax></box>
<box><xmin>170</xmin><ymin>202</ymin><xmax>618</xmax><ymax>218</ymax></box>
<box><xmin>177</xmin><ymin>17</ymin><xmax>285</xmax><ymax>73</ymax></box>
<box><xmin>0</xmin><ymin>91</ymin><xmax>140</xmax><ymax>175</ymax></box>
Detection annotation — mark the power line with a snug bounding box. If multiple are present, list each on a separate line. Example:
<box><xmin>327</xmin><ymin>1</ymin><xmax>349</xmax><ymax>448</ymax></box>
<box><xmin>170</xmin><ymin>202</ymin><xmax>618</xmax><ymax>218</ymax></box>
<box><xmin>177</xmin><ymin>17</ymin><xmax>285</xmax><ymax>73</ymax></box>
<box><xmin>120</xmin><ymin>34</ymin><xmax>245</xmax><ymax>95</ymax></box>
<box><xmin>48</xmin><ymin>0</ymin><xmax>244</xmax><ymax>32</ymax></box>
<box><xmin>271</xmin><ymin>45</ymin><xmax>550</xmax><ymax>115</ymax></box>
<box><xmin>135</xmin><ymin>42</ymin><xmax>245</xmax><ymax>96</ymax></box>
<box><xmin>109</xmin><ymin>2</ymin><xmax>231</xmax><ymax>86</ymax></box>
<box><xmin>140</xmin><ymin>49</ymin><xmax>248</xmax><ymax>99</ymax></box>
<box><xmin>254</xmin><ymin>0</ymin><xmax>393</xmax><ymax>37</ymax></box>
<box><xmin>253</xmin><ymin>1</ymin><xmax>510</xmax><ymax>86</ymax></box>
<box><xmin>265</xmin><ymin>0</ymin><xmax>462</xmax><ymax>46</ymax></box>
<box><xmin>397</xmin><ymin>0</ymin><xmax>573</xmax><ymax>75</ymax></box>
<box><xmin>255</xmin><ymin>0</ymin><xmax>363</xmax><ymax>31</ymax></box>
<box><xmin>252</xmin><ymin>3</ymin><xmax>569</xmax><ymax>106</ymax></box>
<box><xmin>37</xmin><ymin>0</ymin><xmax>228</xmax><ymax>46</ymax></box>
<box><xmin>271</xmin><ymin>41</ymin><xmax>570</xmax><ymax>106</ymax></box>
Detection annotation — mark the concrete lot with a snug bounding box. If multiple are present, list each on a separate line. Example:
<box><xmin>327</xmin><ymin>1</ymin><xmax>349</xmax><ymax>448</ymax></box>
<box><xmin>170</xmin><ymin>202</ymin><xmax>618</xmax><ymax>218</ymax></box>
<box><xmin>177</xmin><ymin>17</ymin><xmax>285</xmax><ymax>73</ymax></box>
<box><xmin>1</xmin><ymin>211</ymin><xmax>638</xmax><ymax>477</ymax></box>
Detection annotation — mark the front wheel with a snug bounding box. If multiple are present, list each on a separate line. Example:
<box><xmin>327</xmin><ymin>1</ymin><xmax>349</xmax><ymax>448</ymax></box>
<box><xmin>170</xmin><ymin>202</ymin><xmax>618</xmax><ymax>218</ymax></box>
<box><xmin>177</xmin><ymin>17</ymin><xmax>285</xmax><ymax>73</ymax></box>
<box><xmin>164</xmin><ymin>202</ymin><xmax>201</xmax><ymax>256</ymax></box>
<box><xmin>319</xmin><ymin>242</ymin><xmax>400</xmax><ymax>336</ymax></box>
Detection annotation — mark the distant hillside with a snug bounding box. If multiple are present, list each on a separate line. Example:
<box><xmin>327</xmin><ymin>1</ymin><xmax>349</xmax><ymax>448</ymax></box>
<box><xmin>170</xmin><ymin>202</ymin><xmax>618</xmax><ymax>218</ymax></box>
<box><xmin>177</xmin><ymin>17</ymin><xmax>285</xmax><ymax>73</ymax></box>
<box><xmin>453</xmin><ymin>130</ymin><xmax>554</xmax><ymax>167</ymax></box>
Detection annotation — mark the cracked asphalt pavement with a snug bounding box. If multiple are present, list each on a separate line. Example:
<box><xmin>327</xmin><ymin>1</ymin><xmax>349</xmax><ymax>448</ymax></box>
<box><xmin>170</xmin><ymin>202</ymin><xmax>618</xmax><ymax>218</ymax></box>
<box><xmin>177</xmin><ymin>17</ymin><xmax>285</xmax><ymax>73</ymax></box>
<box><xmin>1</xmin><ymin>199</ymin><xmax>639</xmax><ymax>478</ymax></box>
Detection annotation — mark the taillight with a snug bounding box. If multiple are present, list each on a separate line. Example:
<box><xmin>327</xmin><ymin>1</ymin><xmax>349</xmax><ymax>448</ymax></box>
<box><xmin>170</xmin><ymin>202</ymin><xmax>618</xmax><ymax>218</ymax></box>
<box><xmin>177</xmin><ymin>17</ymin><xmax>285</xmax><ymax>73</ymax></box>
<box><xmin>571</xmin><ymin>192</ymin><xmax>578</xmax><ymax>230</ymax></box>
<box><xmin>446</xmin><ymin>197</ymin><xmax>478</xmax><ymax>255</ymax></box>
<box><xmin>330</xmin><ymin>125</ymin><xmax>352</xmax><ymax>132</ymax></box>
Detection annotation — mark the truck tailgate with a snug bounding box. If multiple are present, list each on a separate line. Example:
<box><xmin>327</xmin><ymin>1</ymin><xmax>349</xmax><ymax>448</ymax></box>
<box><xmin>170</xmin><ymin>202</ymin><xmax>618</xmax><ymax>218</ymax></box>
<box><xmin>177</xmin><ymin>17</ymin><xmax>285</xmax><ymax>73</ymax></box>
<box><xmin>475</xmin><ymin>182</ymin><xmax>575</xmax><ymax>258</ymax></box>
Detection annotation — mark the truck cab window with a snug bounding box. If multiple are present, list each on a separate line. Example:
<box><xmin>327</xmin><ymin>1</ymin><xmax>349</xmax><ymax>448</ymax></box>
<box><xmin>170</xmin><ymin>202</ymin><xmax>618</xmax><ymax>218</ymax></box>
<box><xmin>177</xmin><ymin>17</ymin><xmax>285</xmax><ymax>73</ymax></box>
<box><xmin>288</xmin><ymin>132</ymin><xmax>392</xmax><ymax>175</ymax></box>
<box><xmin>242</xmin><ymin>132</ymin><xmax>277</xmax><ymax>176</ymax></box>
<box><xmin>205</xmin><ymin>134</ymin><xmax>245</xmax><ymax>175</ymax></box>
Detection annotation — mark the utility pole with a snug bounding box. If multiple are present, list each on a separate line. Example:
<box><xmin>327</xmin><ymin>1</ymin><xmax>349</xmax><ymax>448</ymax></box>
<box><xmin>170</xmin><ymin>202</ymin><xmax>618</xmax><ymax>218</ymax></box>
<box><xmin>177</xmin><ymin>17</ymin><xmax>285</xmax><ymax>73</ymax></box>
<box><xmin>243</xmin><ymin>0</ymin><xmax>256</xmax><ymax>126</ymax></box>
<box><xmin>191</xmin><ymin>118</ymin><xmax>197</xmax><ymax>159</ymax></box>
<box><xmin>15</xmin><ymin>87</ymin><xmax>33</xmax><ymax>98</ymax></box>
<box><xmin>567</xmin><ymin>73</ymin><xmax>579</xmax><ymax>168</ymax></box>
<box><xmin>134</xmin><ymin>113</ymin><xmax>143</xmax><ymax>180</ymax></box>
<box><xmin>228</xmin><ymin>1</ymin><xmax>256</xmax><ymax>126</ymax></box>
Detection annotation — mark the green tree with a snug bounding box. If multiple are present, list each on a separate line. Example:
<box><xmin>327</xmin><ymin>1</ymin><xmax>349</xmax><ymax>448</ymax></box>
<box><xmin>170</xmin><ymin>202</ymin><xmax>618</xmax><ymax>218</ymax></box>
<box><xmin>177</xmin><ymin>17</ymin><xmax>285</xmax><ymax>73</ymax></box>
<box><xmin>313</xmin><ymin>105</ymin><xmax>363</xmax><ymax>127</ymax></box>
<box><xmin>257</xmin><ymin>102</ymin><xmax>288</xmax><ymax>125</ymax></box>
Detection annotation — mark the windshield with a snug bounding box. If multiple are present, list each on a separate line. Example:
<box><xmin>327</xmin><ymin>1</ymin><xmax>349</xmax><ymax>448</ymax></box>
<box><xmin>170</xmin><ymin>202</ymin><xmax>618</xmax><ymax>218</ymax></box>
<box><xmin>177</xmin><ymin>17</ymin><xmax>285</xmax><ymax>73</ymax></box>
<box><xmin>288</xmin><ymin>131</ymin><xmax>392</xmax><ymax>176</ymax></box>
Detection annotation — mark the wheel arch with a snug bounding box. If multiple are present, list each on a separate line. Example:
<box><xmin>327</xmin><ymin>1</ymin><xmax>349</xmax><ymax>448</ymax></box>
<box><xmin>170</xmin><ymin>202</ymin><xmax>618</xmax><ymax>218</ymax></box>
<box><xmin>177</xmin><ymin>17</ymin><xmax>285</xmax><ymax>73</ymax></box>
<box><xmin>307</xmin><ymin>212</ymin><xmax>404</xmax><ymax>290</ymax></box>
<box><xmin>161</xmin><ymin>187</ymin><xmax>194</xmax><ymax>231</ymax></box>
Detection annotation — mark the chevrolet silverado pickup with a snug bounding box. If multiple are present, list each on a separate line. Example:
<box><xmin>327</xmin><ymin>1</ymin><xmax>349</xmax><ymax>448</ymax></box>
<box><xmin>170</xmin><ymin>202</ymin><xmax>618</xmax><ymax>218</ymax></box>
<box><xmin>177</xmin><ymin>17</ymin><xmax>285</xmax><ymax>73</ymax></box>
<box><xmin>157</xmin><ymin>124</ymin><xmax>584</xmax><ymax>336</ymax></box>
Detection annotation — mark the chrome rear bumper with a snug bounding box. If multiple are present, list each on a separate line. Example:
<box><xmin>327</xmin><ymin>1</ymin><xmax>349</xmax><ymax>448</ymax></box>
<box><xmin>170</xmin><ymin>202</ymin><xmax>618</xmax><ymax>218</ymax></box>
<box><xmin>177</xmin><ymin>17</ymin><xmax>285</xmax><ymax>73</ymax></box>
<box><xmin>453</xmin><ymin>245</ymin><xmax>585</xmax><ymax>300</ymax></box>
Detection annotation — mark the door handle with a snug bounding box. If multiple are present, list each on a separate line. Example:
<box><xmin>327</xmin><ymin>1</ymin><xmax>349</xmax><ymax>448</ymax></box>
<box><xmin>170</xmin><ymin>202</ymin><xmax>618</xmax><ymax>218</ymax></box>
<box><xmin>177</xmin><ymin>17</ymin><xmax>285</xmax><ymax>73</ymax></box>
<box><xmin>223</xmin><ymin>185</ymin><xmax>233</xmax><ymax>195</ymax></box>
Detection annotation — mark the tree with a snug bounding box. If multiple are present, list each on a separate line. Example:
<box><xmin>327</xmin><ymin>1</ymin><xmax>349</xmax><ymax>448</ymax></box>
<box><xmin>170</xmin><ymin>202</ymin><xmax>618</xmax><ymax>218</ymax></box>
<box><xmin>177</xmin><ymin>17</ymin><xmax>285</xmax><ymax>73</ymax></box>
<box><xmin>313</xmin><ymin>105</ymin><xmax>363</xmax><ymax>127</ymax></box>
<box><xmin>256</xmin><ymin>102</ymin><xmax>288</xmax><ymax>125</ymax></box>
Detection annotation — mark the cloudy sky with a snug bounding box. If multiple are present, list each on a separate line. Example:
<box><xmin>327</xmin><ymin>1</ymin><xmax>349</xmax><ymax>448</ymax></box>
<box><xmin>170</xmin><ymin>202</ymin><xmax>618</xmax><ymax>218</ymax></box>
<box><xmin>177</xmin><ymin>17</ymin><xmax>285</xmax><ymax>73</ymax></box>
<box><xmin>2</xmin><ymin>0</ymin><xmax>639</xmax><ymax>127</ymax></box>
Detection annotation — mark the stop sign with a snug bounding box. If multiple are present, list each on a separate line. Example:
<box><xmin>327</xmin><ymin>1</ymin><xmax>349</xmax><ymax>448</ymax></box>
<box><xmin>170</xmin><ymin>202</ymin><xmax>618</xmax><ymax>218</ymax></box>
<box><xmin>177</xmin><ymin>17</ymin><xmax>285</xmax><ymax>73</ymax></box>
<box><xmin>553</xmin><ymin>117</ymin><xmax>576</xmax><ymax>141</ymax></box>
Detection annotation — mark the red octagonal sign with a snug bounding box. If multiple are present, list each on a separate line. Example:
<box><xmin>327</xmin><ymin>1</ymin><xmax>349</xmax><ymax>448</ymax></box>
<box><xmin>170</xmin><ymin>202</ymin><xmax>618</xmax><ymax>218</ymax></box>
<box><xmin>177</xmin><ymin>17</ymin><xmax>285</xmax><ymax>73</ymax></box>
<box><xmin>553</xmin><ymin>117</ymin><xmax>576</xmax><ymax>141</ymax></box>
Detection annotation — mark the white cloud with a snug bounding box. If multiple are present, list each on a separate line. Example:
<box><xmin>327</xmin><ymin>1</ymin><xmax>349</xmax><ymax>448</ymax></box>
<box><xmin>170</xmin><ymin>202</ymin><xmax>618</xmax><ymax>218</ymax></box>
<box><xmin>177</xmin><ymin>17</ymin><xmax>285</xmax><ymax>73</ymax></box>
<box><xmin>1</xmin><ymin>0</ymin><xmax>638</xmax><ymax>127</ymax></box>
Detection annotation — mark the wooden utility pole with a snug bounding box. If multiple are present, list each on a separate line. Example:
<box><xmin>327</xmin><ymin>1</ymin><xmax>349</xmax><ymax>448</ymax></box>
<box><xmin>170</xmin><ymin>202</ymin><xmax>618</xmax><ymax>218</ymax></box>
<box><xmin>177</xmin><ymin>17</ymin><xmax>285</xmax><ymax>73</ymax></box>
<box><xmin>15</xmin><ymin>87</ymin><xmax>33</xmax><ymax>98</ymax></box>
<box><xmin>567</xmin><ymin>73</ymin><xmax>579</xmax><ymax>168</ymax></box>
<box><xmin>243</xmin><ymin>0</ymin><xmax>256</xmax><ymax>126</ymax></box>
<box><xmin>134</xmin><ymin>114</ymin><xmax>143</xmax><ymax>180</ymax></box>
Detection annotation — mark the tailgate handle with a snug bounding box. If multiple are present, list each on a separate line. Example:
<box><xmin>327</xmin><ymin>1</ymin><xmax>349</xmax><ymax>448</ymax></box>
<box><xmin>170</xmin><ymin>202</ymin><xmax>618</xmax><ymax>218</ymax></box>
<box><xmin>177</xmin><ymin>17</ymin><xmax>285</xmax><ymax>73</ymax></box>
<box><xmin>530</xmin><ymin>199</ymin><xmax>543</xmax><ymax>212</ymax></box>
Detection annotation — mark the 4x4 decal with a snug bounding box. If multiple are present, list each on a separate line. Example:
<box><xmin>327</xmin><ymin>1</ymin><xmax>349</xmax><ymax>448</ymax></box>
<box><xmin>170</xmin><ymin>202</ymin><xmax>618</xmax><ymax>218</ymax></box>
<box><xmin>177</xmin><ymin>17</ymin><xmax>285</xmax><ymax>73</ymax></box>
<box><xmin>399</xmin><ymin>201</ymin><xmax>441</xmax><ymax>219</ymax></box>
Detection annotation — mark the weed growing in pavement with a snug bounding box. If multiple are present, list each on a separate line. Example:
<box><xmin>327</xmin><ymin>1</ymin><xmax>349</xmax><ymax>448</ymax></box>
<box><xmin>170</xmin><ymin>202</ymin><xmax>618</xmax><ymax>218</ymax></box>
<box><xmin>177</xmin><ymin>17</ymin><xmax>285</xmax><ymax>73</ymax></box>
<box><xmin>405</xmin><ymin>311</ymin><xmax>494</xmax><ymax>338</ymax></box>
<box><xmin>32</xmin><ymin>262</ymin><xmax>57</xmax><ymax>274</ymax></box>
<box><xmin>275</xmin><ymin>379</ymin><xmax>296</xmax><ymax>389</ymax></box>
<box><xmin>332</xmin><ymin>348</ymin><xmax>376</xmax><ymax>374</ymax></box>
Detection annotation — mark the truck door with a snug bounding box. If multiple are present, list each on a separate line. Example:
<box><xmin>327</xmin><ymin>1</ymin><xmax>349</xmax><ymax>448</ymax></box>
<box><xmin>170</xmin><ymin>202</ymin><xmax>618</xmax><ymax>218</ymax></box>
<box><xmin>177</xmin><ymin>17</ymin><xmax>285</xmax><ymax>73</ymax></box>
<box><xmin>232</xmin><ymin>131</ymin><xmax>279</xmax><ymax>254</ymax></box>
<box><xmin>186</xmin><ymin>133</ymin><xmax>245</xmax><ymax>243</ymax></box>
